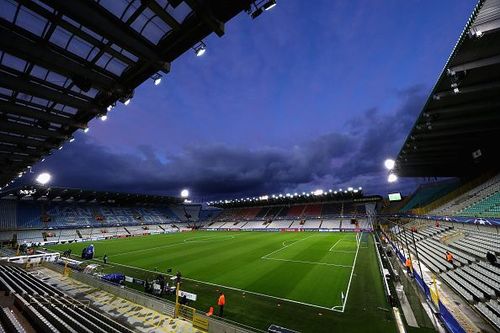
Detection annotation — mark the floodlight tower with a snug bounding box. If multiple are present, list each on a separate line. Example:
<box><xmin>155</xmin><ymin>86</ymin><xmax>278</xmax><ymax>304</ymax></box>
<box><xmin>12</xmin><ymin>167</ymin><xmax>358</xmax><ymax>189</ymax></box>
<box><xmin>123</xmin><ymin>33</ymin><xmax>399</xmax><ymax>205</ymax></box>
<box><xmin>35</xmin><ymin>172</ymin><xmax>52</xmax><ymax>186</ymax></box>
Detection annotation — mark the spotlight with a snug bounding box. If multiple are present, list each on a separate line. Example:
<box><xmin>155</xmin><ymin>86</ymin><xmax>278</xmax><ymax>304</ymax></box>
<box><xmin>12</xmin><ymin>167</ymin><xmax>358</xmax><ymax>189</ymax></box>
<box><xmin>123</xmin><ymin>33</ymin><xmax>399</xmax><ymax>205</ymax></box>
<box><xmin>83</xmin><ymin>127</ymin><xmax>89</xmax><ymax>133</ymax></box>
<box><xmin>388</xmin><ymin>173</ymin><xmax>398</xmax><ymax>183</ymax></box>
<box><xmin>180</xmin><ymin>189</ymin><xmax>189</xmax><ymax>198</ymax></box>
<box><xmin>107</xmin><ymin>105</ymin><xmax>113</xmax><ymax>112</ymax></box>
<box><xmin>58</xmin><ymin>146</ymin><xmax>63</xmax><ymax>150</ymax></box>
<box><xmin>313</xmin><ymin>189</ymin><xmax>323</xmax><ymax>196</ymax></box>
<box><xmin>119</xmin><ymin>91</ymin><xmax>134</xmax><ymax>105</ymax></box>
<box><xmin>100</xmin><ymin>115</ymin><xmax>108</xmax><ymax>121</ymax></box>
<box><xmin>36</xmin><ymin>172</ymin><xmax>52</xmax><ymax>185</ymax></box>
<box><xmin>152</xmin><ymin>73</ymin><xmax>162</xmax><ymax>86</ymax></box>
<box><xmin>384</xmin><ymin>159</ymin><xmax>395</xmax><ymax>170</ymax></box>
<box><xmin>69</xmin><ymin>137</ymin><xmax>75</xmax><ymax>143</ymax></box>
<box><xmin>263</xmin><ymin>0</ymin><xmax>277</xmax><ymax>10</ymax></box>
<box><xmin>193</xmin><ymin>41</ymin><xmax>207</xmax><ymax>57</ymax></box>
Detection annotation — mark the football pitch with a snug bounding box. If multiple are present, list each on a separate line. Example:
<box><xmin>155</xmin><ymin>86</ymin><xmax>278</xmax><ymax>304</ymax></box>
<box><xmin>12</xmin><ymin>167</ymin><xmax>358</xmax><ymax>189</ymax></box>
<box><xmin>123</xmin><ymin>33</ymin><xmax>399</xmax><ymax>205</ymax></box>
<box><xmin>50</xmin><ymin>231</ymin><xmax>397</xmax><ymax>332</ymax></box>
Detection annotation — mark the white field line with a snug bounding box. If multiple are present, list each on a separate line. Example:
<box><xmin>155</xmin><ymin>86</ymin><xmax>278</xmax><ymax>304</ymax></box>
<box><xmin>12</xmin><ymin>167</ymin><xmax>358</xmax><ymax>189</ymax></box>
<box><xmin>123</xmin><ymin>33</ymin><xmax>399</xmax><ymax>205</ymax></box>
<box><xmin>260</xmin><ymin>235</ymin><xmax>316</xmax><ymax>259</ymax></box>
<box><xmin>110</xmin><ymin>235</ymin><xmax>237</xmax><ymax>258</ymax></box>
<box><xmin>262</xmin><ymin>257</ymin><xmax>353</xmax><ymax>268</ymax></box>
<box><xmin>340</xmin><ymin>232</ymin><xmax>361</xmax><ymax>312</ymax></box>
<box><xmin>106</xmin><ymin>260</ymin><xmax>343</xmax><ymax>312</ymax></box>
<box><xmin>329</xmin><ymin>236</ymin><xmax>357</xmax><ymax>253</ymax></box>
<box><xmin>328</xmin><ymin>239</ymin><xmax>342</xmax><ymax>251</ymax></box>
<box><xmin>330</xmin><ymin>250</ymin><xmax>356</xmax><ymax>254</ymax></box>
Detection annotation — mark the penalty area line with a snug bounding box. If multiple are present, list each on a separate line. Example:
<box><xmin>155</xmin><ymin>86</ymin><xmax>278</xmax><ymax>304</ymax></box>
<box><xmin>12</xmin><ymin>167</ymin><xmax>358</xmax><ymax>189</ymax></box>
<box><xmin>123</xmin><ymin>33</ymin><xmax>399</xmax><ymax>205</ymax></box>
<box><xmin>261</xmin><ymin>234</ymin><xmax>316</xmax><ymax>259</ymax></box>
<box><xmin>106</xmin><ymin>261</ymin><xmax>343</xmax><ymax>312</ymax></box>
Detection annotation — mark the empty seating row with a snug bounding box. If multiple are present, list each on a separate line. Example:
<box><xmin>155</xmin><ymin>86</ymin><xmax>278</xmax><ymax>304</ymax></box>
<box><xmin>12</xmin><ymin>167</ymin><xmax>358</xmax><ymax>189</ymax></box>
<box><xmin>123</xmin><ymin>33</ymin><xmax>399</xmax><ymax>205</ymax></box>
<box><xmin>441</xmin><ymin>270</ymin><xmax>485</xmax><ymax>301</ymax></box>
<box><xmin>474</xmin><ymin>301</ymin><xmax>500</xmax><ymax>330</ymax></box>
<box><xmin>0</xmin><ymin>264</ymin><xmax>134</xmax><ymax>333</ymax></box>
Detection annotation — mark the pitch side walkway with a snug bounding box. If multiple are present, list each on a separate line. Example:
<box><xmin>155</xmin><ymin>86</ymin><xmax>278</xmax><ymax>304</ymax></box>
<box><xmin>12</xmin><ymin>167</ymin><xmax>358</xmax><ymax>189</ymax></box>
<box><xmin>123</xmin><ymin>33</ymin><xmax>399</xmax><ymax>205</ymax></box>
<box><xmin>37</xmin><ymin>268</ymin><xmax>203</xmax><ymax>333</ymax></box>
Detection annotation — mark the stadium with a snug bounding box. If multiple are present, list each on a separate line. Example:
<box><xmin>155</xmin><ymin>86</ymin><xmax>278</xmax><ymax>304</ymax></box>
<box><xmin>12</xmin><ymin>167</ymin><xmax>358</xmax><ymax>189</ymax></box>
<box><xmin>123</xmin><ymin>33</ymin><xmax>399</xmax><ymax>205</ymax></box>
<box><xmin>0</xmin><ymin>1</ymin><xmax>499</xmax><ymax>333</ymax></box>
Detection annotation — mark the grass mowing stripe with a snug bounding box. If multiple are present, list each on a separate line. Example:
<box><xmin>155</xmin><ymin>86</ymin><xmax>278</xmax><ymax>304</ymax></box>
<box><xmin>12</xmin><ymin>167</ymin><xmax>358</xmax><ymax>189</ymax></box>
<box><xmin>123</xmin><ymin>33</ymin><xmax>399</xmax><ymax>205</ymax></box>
<box><xmin>105</xmin><ymin>259</ymin><xmax>343</xmax><ymax>312</ymax></box>
<box><xmin>49</xmin><ymin>231</ymin><xmax>396</xmax><ymax>332</ymax></box>
<box><xmin>340</xmin><ymin>232</ymin><xmax>362</xmax><ymax>312</ymax></box>
<box><xmin>260</xmin><ymin>234</ymin><xmax>316</xmax><ymax>259</ymax></box>
<box><xmin>261</xmin><ymin>257</ymin><xmax>353</xmax><ymax>268</ymax></box>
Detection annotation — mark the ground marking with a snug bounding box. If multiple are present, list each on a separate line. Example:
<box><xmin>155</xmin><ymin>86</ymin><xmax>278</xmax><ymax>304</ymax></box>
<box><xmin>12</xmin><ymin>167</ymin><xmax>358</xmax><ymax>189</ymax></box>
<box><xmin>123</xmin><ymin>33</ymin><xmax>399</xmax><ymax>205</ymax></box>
<box><xmin>260</xmin><ymin>234</ymin><xmax>316</xmax><ymax>259</ymax></box>
<box><xmin>262</xmin><ymin>257</ymin><xmax>353</xmax><ymax>268</ymax></box>
<box><xmin>340</xmin><ymin>232</ymin><xmax>362</xmax><ymax>312</ymax></box>
<box><xmin>105</xmin><ymin>260</ymin><xmax>344</xmax><ymax>312</ymax></box>
<box><xmin>110</xmin><ymin>235</ymin><xmax>237</xmax><ymax>258</ymax></box>
<box><xmin>328</xmin><ymin>239</ymin><xmax>342</xmax><ymax>251</ymax></box>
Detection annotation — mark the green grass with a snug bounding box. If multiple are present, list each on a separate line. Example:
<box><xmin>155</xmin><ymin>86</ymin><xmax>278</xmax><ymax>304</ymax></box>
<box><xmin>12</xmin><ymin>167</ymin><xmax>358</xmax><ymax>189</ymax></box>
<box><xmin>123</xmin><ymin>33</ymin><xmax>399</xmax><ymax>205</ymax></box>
<box><xmin>50</xmin><ymin>231</ymin><xmax>396</xmax><ymax>332</ymax></box>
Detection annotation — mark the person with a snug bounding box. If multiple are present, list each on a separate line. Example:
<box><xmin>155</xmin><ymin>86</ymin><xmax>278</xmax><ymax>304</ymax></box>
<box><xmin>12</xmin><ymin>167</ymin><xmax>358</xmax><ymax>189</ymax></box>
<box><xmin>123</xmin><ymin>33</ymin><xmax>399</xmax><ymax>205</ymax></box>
<box><xmin>180</xmin><ymin>294</ymin><xmax>187</xmax><ymax>305</ymax></box>
<box><xmin>103</xmin><ymin>254</ymin><xmax>108</xmax><ymax>264</ymax></box>
<box><xmin>446</xmin><ymin>251</ymin><xmax>453</xmax><ymax>264</ymax></box>
<box><xmin>217</xmin><ymin>292</ymin><xmax>225</xmax><ymax>317</ymax></box>
<box><xmin>486</xmin><ymin>251</ymin><xmax>499</xmax><ymax>267</ymax></box>
<box><xmin>405</xmin><ymin>257</ymin><xmax>412</xmax><ymax>275</ymax></box>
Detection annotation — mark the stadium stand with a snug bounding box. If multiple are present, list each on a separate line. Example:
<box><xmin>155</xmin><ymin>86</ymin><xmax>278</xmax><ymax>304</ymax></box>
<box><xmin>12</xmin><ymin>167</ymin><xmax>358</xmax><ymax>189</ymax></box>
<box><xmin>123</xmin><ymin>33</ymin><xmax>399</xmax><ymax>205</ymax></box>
<box><xmin>400</xmin><ymin>180</ymin><xmax>460</xmax><ymax>212</ymax></box>
<box><xmin>0</xmin><ymin>264</ymin><xmax>135</xmax><ymax>333</ymax></box>
<box><xmin>302</xmin><ymin>204</ymin><xmax>322</xmax><ymax>217</ymax></box>
<box><xmin>429</xmin><ymin>174</ymin><xmax>500</xmax><ymax>217</ymax></box>
<box><xmin>390</xmin><ymin>219</ymin><xmax>500</xmax><ymax>331</ymax></box>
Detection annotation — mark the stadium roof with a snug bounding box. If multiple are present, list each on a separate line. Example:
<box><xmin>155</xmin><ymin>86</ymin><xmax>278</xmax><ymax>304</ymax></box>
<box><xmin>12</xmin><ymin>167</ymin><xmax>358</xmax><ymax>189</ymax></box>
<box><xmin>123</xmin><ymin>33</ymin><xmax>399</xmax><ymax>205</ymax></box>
<box><xmin>210</xmin><ymin>191</ymin><xmax>382</xmax><ymax>209</ymax></box>
<box><xmin>0</xmin><ymin>185</ymin><xmax>183</xmax><ymax>205</ymax></box>
<box><xmin>394</xmin><ymin>0</ymin><xmax>500</xmax><ymax>177</ymax></box>
<box><xmin>0</xmin><ymin>0</ymin><xmax>260</xmax><ymax>187</ymax></box>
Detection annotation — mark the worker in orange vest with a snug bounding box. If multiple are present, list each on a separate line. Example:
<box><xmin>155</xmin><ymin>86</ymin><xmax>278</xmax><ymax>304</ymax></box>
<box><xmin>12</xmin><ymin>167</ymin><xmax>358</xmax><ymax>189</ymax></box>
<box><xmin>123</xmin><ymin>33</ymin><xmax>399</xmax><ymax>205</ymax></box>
<box><xmin>446</xmin><ymin>251</ymin><xmax>453</xmax><ymax>264</ymax></box>
<box><xmin>217</xmin><ymin>292</ymin><xmax>225</xmax><ymax>317</ymax></box>
<box><xmin>405</xmin><ymin>257</ymin><xmax>412</xmax><ymax>274</ymax></box>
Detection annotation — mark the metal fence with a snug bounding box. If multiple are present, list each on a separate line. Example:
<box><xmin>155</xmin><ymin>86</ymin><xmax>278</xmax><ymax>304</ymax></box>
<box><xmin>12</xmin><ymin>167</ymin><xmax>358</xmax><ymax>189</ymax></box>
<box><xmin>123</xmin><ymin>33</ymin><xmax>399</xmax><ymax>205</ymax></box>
<box><xmin>42</xmin><ymin>262</ymin><xmax>261</xmax><ymax>333</ymax></box>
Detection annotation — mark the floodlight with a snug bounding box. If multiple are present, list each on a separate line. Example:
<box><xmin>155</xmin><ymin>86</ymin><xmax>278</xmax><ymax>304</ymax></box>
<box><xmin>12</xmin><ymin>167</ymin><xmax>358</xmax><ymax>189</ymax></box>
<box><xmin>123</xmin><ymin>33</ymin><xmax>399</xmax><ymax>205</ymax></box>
<box><xmin>194</xmin><ymin>41</ymin><xmax>207</xmax><ymax>57</ymax></box>
<box><xmin>384</xmin><ymin>159</ymin><xmax>395</xmax><ymax>170</ymax></box>
<box><xmin>36</xmin><ymin>172</ymin><xmax>51</xmax><ymax>185</ymax></box>
<box><xmin>83</xmin><ymin>127</ymin><xmax>89</xmax><ymax>133</ymax></box>
<box><xmin>152</xmin><ymin>73</ymin><xmax>163</xmax><ymax>86</ymax></box>
<box><xmin>124</xmin><ymin>98</ymin><xmax>131</xmax><ymax>106</ymax></box>
<box><xmin>313</xmin><ymin>189</ymin><xmax>323</xmax><ymax>196</ymax></box>
<box><xmin>107</xmin><ymin>105</ymin><xmax>113</xmax><ymax>112</ymax></box>
<box><xmin>347</xmin><ymin>187</ymin><xmax>353</xmax><ymax>191</ymax></box>
<box><xmin>100</xmin><ymin>115</ymin><xmax>107</xmax><ymax>121</ymax></box>
<box><xmin>263</xmin><ymin>0</ymin><xmax>277</xmax><ymax>10</ymax></box>
<box><xmin>69</xmin><ymin>137</ymin><xmax>75</xmax><ymax>143</ymax></box>
<box><xmin>58</xmin><ymin>146</ymin><xmax>63</xmax><ymax>150</ymax></box>
<box><xmin>180</xmin><ymin>189</ymin><xmax>189</xmax><ymax>198</ymax></box>
<box><xmin>388</xmin><ymin>173</ymin><xmax>398</xmax><ymax>183</ymax></box>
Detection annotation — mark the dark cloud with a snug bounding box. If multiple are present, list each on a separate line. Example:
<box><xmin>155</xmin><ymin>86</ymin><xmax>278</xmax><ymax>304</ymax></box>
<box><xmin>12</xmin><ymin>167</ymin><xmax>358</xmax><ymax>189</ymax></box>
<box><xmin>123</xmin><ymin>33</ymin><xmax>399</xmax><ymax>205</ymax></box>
<box><xmin>29</xmin><ymin>85</ymin><xmax>426</xmax><ymax>200</ymax></box>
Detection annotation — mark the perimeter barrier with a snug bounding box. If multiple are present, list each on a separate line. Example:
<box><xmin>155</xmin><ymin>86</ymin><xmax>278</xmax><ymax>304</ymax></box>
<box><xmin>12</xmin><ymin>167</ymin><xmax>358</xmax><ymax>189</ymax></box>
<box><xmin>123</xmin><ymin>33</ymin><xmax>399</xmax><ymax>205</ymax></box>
<box><xmin>381</xmin><ymin>231</ymin><xmax>466</xmax><ymax>333</ymax></box>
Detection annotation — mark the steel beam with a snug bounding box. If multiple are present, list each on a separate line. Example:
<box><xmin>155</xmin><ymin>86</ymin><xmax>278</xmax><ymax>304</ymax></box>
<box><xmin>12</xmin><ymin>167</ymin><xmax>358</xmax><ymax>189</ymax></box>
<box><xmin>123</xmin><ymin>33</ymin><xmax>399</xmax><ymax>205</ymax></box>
<box><xmin>0</xmin><ymin>74</ymin><xmax>92</xmax><ymax>111</ymax></box>
<box><xmin>0</xmin><ymin>20</ymin><xmax>120</xmax><ymax>92</ymax></box>
<box><xmin>184</xmin><ymin>0</ymin><xmax>225</xmax><ymax>36</ymax></box>
<box><xmin>40</xmin><ymin>0</ymin><xmax>166</xmax><ymax>64</ymax></box>
<box><xmin>0</xmin><ymin>120</ymin><xmax>67</xmax><ymax>139</ymax></box>
<box><xmin>0</xmin><ymin>101</ymin><xmax>86</xmax><ymax>129</ymax></box>
<box><xmin>141</xmin><ymin>0</ymin><xmax>181</xmax><ymax>30</ymax></box>
<box><xmin>448</xmin><ymin>54</ymin><xmax>500</xmax><ymax>73</ymax></box>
